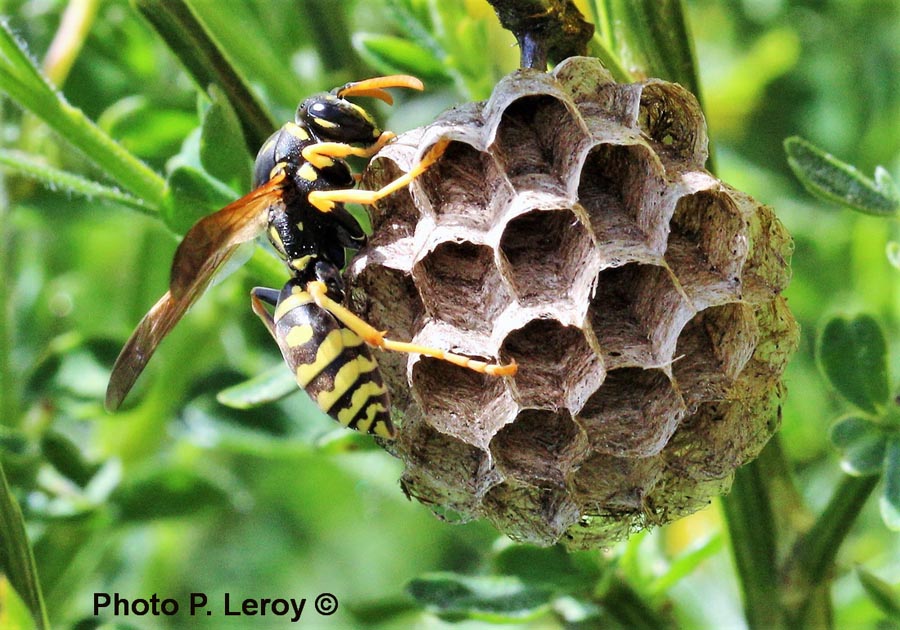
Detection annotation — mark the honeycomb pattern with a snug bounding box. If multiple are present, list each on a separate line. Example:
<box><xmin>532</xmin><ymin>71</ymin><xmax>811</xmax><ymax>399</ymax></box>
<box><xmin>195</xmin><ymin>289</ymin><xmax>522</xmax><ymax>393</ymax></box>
<box><xmin>349</xmin><ymin>57</ymin><xmax>799</xmax><ymax>548</ymax></box>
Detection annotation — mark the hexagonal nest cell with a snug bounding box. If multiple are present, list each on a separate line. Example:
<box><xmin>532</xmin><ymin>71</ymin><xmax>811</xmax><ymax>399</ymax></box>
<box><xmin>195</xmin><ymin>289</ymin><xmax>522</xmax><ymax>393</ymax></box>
<box><xmin>348</xmin><ymin>56</ymin><xmax>799</xmax><ymax>548</ymax></box>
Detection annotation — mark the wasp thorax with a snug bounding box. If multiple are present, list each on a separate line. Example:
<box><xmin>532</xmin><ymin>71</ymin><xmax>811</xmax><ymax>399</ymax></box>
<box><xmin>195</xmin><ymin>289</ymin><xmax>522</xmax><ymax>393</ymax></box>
<box><xmin>349</xmin><ymin>57</ymin><xmax>799</xmax><ymax>549</ymax></box>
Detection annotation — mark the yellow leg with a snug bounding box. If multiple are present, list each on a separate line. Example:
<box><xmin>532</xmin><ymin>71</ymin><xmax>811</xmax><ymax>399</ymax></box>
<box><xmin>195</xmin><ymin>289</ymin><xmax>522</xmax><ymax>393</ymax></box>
<box><xmin>301</xmin><ymin>131</ymin><xmax>396</xmax><ymax>169</ymax></box>
<box><xmin>307</xmin><ymin>280</ymin><xmax>517</xmax><ymax>377</ymax></box>
<box><xmin>308</xmin><ymin>138</ymin><xmax>450</xmax><ymax>212</ymax></box>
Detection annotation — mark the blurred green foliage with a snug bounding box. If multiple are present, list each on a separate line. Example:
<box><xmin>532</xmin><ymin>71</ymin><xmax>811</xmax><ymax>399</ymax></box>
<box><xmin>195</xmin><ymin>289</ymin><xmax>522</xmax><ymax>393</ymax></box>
<box><xmin>0</xmin><ymin>0</ymin><xmax>899</xmax><ymax>628</ymax></box>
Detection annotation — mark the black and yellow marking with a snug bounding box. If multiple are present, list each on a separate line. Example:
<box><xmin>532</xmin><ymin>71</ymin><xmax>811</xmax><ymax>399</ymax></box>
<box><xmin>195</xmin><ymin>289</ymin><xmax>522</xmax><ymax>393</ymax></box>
<box><xmin>251</xmin><ymin>282</ymin><xmax>395</xmax><ymax>439</ymax></box>
<box><xmin>106</xmin><ymin>74</ymin><xmax>516</xmax><ymax>442</ymax></box>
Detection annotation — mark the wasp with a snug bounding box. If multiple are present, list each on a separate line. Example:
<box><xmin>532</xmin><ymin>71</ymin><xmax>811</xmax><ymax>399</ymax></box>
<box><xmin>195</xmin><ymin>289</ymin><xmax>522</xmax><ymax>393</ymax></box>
<box><xmin>105</xmin><ymin>75</ymin><xmax>516</xmax><ymax>439</ymax></box>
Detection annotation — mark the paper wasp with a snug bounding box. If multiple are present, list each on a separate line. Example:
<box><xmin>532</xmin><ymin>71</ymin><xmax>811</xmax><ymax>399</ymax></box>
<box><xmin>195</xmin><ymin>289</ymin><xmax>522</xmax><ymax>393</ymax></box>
<box><xmin>105</xmin><ymin>75</ymin><xmax>516</xmax><ymax>439</ymax></box>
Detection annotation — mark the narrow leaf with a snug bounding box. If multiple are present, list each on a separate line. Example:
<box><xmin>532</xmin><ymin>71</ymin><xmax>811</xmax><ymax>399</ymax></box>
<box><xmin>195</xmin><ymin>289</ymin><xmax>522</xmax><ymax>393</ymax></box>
<box><xmin>0</xmin><ymin>577</ymin><xmax>38</xmax><ymax>630</ymax></box>
<box><xmin>40</xmin><ymin>431</ymin><xmax>101</xmax><ymax>488</ymax></box>
<box><xmin>216</xmin><ymin>364</ymin><xmax>298</xmax><ymax>409</ymax></box>
<box><xmin>162</xmin><ymin>165</ymin><xmax>236</xmax><ymax>235</ymax></box>
<box><xmin>0</xmin><ymin>463</ymin><xmax>49</xmax><ymax>629</ymax></box>
<box><xmin>648</xmin><ymin>534</ymin><xmax>723</xmax><ymax>595</ymax></box>
<box><xmin>353</xmin><ymin>33</ymin><xmax>450</xmax><ymax>81</ymax></box>
<box><xmin>0</xmin><ymin>22</ymin><xmax>166</xmax><ymax>207</ymax></box>
<box><xmin>406</xmin><ymin>573</ymin><xmax>554</xmax><ymax>623</ymax></box>
<box><xmin>0</xmin><ymin>149</ymin><xmax>150</xmax><ymax>214</ymax></box>
<box><xmin>881</xmin><ymin>437</ymin><xmax>900</xmax><ymax>530</ymax></box>
<box><xmin>785</xmin><ymin>136</ymin><xmax>900</xmax><ymax>217</ymax></box>
<box><xmin>110</xmin><ymin>465</ymin><xmax>231</xmax><ymax>521</ymax></box>
<box><xmin>200</xmin><ymin>85</ymin><xmax>253</xmax><ymax>192</ymax></box>
<box><xmin>132</xmin><ymin>0</ymin><xmax>276</xmax><ymax>151</ymax></box>
<box><xmin>817</xmin><ymin>315</ymin><xmax>889</xmax><ymax>414</ymax></box>
<box><xmin>829</xmin><ymin>415</ymin><xmax>888</xmax><ymax>476</ymax></box>
<box><xmin>857</xmin><ymin>566</ymin><xmax>900</xmax><ymax>620</ymax></box>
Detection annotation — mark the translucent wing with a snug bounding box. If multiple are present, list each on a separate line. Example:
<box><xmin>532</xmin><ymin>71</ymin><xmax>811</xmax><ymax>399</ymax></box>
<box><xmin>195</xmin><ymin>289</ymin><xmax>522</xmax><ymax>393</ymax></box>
<box><xmin>105</xmin><ymin>175</ymin><xmax>285</xmax><ymax>411</ymax></box>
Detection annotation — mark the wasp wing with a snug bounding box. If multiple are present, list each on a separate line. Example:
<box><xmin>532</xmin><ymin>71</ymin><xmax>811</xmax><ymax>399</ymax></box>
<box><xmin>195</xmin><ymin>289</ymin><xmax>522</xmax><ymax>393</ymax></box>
<box><xmin>105</xmin><ymin>175</ymin><xmax>285</xmax><ymax>411</ymax></box>
<box><xmin>170</xmin><ymin>173</ymin><xmax>284</xmax><ymax>299</ymax></box>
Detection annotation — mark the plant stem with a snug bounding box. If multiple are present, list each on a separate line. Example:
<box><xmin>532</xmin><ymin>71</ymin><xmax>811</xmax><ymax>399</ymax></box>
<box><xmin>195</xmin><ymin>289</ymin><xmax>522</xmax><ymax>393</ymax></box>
<box><xmin>0</xmin><ymin>22</ymin><xmax>166</xmax><ymax>207</ymax></box>
<box><xmin>721</xmin><ymin>449</ymin><xmax>783</xmax><ymax>628</ymax></box>
<box><xmin>786</xmin><ymin>474</ymin><xmax>879</xmax><ymax>624</ymax></box>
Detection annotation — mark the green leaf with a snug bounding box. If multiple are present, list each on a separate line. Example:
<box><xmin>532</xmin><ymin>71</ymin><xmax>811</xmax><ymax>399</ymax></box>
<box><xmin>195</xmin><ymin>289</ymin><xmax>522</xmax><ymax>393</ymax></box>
<box><xmin>162</xmin><ymin>165</ymin><xmax>236</xmax><ymax>235</ymax></box>
<box><xmin>492</xmin><ymin>544</ymin><xmax>601</xmax><ymax>589</ymax></box>
<box><xmin>200</xmin><ymin>85</ymin><xmax>253</xmax><ymax>192</ymax></box>
<box><xmin>817</xmin><ymin>315</ymin><xmax>890</xmax><ymax>415</ymax></box>
<box><xmin>0</xmin><ymin>22</ymin><xmax>165</xmax><ymax>207</ymax></box>
<box><xmin>881</xmin><ymin>437</ymin><xmax>900</xmax><ymax>530</ymax></box>
<box><xmin>40</xmin><ymin>431</ymin><xmax>101</xmax><ymax>488</ymax></box>
<box><xmin>829</xmin><ymin>416</ymin><xmax>888</xmax><ymax>476</ymax></box>
<box><xmin>110</xmin><ymin>464</ymin><xmax>231</xmax><ymax>521</ymax></box>
<box><xmin>0</xmin><ymin>577</ymin><xmax>38</xmax><ymax>630</ymax></box>
<box><xmin>132</xmin><ymin>0</ymin><xmax>276</xmax><ymax>151</ymax></box>
<box><xmin>353</xmin><ymin>33</ymin><xmax>449</xmax><ymax>81</ymax></box>
<box><xmin>0</xmin><ymin>463</ymin><xmax>49</xmax><ymax>629</ymax></box>
<box><xmin>98</xmin><ymin>95</ymin><xmax>197</xmax><ymax>160</ymax></box>
<box><xmin>784</xmin><ymin>136</ymin><xmax>900</xmax><ymax>217</ymax></box>
<box><xmin>648</xmin><ymin>534</ymin><xmax>723</xmax><ymax>596</ymax></box>
<box><xmin>856</xmin><ymin>566</ymin><xmax>900</xmax><ymax>620</ymax></box>
<box><xmin>406</xmin><ymin>573</ymin><xmax>554</xmax><ymax>623</ymax></box>
<box><xmin>215</xmin><ymin>364</ymin><xmax>298</xmax><ymax>409</ymax></box>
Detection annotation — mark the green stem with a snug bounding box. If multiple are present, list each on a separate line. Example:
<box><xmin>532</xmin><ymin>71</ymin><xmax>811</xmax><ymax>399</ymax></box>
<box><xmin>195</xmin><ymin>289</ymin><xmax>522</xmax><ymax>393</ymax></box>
<box><xmin>721</xmin><ymin>451</ymin><xmax>783</xmax><ymax>629</ymax></box>
<box><xmin>0</xmin><ymin>462</ymin><xmax>50</xmax><ymax>629</ymax></box>
<box><xmin>0</xmin><ymin>124</ymin><xmax>13</xmax><ymax>429</ymax></box>
<box><xmin>0</xmin><ymin>149</ymin><xmax>151</xmax><ymax>214</ymax></box>
<box><xmin>0</xmin><ymin>22</ymin><xmax>165</xmax><ymax>207</ymax></box>
<box><xmin>787</xmin><ymin>474</ymin><xmax>879</xmax><ymax>623</ymax></box>
<box><xmin>133</xmin><ymin>0</ymin><xmax>276</xmax><ymax>151</ymax></box>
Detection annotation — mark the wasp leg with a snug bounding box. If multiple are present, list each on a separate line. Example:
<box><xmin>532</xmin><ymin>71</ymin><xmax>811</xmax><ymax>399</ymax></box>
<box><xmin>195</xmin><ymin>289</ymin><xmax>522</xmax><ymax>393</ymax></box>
<box><xmin>306</xmin><ymin>280</ymin><xmax>517</xmax><ymax>377</ymax></box>
<box><xmin>250</xmin><ymin>287</ymin><xmax>281</xmax><ymax>340</ymax></box>
<box><xmin>301</xmin><ymin>131</ymin><xmax>396</xmax><ymax>170</ymax></box>
<box><xmin>308</xmin><ymin>138</ymin><xmax>450</xmax><ymax>213</ymax></box>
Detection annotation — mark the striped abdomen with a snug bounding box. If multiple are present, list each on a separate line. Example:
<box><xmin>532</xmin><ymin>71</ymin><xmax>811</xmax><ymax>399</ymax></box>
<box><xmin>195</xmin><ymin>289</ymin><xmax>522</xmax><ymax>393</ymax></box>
<box><xmin>272</xmin><ymin>284</ymin><xmax>394</xmax><ymax>439</ymax></box>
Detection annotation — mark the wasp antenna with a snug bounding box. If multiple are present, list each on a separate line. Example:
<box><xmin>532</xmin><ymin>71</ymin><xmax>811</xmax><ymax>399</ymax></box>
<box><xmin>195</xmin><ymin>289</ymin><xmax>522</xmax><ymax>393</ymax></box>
<box><xmin>336</xmin><ymin>75</ymin><xmax>424</xmax><ymax>104</ymax></box>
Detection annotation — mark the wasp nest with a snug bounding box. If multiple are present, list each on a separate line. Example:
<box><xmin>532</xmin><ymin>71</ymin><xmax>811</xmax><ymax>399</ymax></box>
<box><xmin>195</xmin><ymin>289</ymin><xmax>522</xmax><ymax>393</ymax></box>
<box><xmin>348</xmin><ymin>57</ymin><xmax>799</xmax><ymax>549</ymax></box>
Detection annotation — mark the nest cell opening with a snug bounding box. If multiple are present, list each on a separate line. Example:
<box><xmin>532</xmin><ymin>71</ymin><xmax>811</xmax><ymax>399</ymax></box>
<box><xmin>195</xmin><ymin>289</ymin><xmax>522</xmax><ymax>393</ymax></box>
<box><xmin>498</xmin><ymin>208</ymin><xmax>595</xmax><ymax>305</ymax></box>
<box><xmin>416</xmin><ymin>140</ymin><xmax>513</xmax><ymax>230</ymax></box>
<box><xmin>500</xmin><ymin>318</ymin><xmax>604</xmax><ymax>412</ymax></box>
<box><xmin>672</xmin><ymin>302</ymin><xmax>759</xmax><ymax>409</ymax></box>
<box><xmin>664</xmin><ymin>190</ymin><xmax>747</xmax><ymax>308</ymax></box>
<box><xmin>492</xmin><ymin>95</ymin><xmax>582</xmax><ymax>191</ymax></box>
<box><xmin>490</xmin><ymin>409</ymin><xmax>588</xmax><ymax>486</ymax></box>
<box><xmin>410</xmin><ymin>356</ymin><xmax>517</xmax><ymax>448</ymax></box>
<box><xmin>588</xmin><ymin>263</ymin><xmax>690</xmax><ymax>369</ymax></box>
<box><xmin>576</xmin><ymin>367</ymin><xmax>685</xmax><ymax>457</ymax></box>
<box><xmin>637</xmin><ymin>82</ymin><xmax>707</xmax><ymax>166</ymax></box>
<box><xmin>413</xmin><ymin>241</ymin><xmax>509</xmax><ymax>334</ymax></box>
<box><xmin>362</xmin><ymin>155</ymin><xmax>419</xmax><ymax>243</ymax></box>
<box><xmin>577</xmin><ymin>143</ymin><xmax>668</xmax><ymax>259</ymax></box>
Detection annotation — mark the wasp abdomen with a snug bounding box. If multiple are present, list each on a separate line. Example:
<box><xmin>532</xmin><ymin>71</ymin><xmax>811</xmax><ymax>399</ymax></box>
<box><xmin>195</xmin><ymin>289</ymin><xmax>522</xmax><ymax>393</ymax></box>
<box><xmin>272</xmin><ymin>287</ymin><xmax>394</xmax><ymax>439</ymax></box>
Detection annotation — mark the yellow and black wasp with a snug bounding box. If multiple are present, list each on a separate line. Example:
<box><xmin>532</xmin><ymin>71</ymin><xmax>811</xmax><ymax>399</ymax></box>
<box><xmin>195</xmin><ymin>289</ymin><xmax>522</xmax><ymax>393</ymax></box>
<box><xmin>105</xmin><ymin>75</ymin><xmax>516</xmax><ymax>439</ymax></box>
